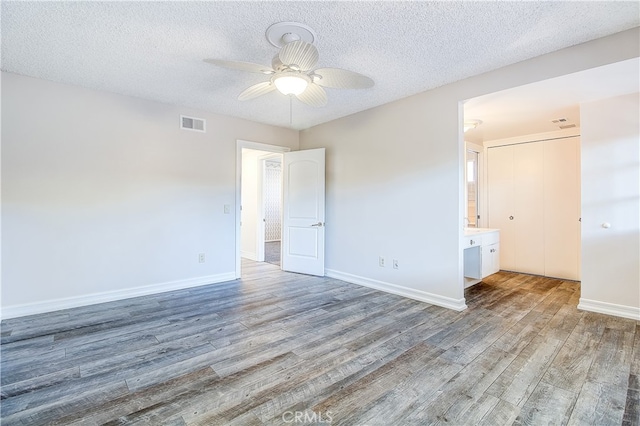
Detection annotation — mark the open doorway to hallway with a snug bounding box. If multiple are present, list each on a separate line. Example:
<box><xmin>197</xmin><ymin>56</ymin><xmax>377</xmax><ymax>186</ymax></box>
<box><xmin>240</xmin><ymin>149</ymin><xmax>284</xmax><ymax>265</ymax></box>
<box><xmin>236</xmin><ymin>140</ymin><xmax>289</xmax><ymax>278</ymax></box>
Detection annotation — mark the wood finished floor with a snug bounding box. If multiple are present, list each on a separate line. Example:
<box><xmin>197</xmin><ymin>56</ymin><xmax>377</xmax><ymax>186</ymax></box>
<box><xmin>1</xmin><ymin>260</ymin><xmax>638</xmax><ymax>425</ymax></box>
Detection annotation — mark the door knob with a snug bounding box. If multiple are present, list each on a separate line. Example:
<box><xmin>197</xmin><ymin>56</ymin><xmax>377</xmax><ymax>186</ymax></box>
<box><xmin>311</xmin><ymin>222</ymin><xmax>324</xmax><ymax>227</ymax></box>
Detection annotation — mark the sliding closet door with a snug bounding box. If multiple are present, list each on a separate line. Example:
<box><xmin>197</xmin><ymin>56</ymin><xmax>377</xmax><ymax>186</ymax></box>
<box><xmin>488</xmin><ymin>137</ymin><xmax>581</xmax><ymax>280</ymax></box>
<box><xmin>544</xmin><ymin>137</ymin><xmax>581</xmax><ymax>280</ymax></box>
<box><xmin>488</xmin><ymin>145</ymin><xmax>516</xmax><ymax>271</ymax></box>
<box><xmin>513</xmin><ymin>142</ymin><xmax>545</xmax><ymax>276</ymax></box>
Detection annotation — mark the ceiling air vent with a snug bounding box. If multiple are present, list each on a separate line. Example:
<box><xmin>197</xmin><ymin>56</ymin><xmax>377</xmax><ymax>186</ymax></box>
<box><xmin>551</xmin><ymin>118</ymin><xmax>576</xmax><ymax>130</ymax></box>
<box><xmin>180</xmin><ymin>115</ymin><xmax>206</xmax><ymax>133</ymax></box>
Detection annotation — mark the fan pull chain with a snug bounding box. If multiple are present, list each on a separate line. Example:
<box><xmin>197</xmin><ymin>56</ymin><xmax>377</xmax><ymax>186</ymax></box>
<box><xmin>289</xmin><ymin>95</ymin><xmax>293</xmax><ymax>127</ymax></box>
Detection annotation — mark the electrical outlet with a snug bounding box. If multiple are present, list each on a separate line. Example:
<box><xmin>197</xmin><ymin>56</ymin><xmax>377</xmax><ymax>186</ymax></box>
<box><xmin>379</xmin><ymin>256</ymin><xmax>385</xmax><ymax>267</ymax></box>
<box><xmin>198</xmin><ymin>253</ymin><xmax>205</xmax><ymax>263</ymax></box>
<box><xmin>393</xmin><ymin>259</ymin><xmax>399</xmax><ymax>269</ymax></box>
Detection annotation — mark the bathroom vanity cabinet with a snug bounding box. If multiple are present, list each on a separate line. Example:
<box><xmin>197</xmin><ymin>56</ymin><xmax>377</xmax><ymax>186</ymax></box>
<box><xmin>463</xmin><ymin>228</ymin><xmax>500</xmax><ymax>287</ymax></box>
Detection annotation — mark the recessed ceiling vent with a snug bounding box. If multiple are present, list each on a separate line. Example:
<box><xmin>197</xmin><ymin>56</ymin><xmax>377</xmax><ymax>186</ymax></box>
<box><xmin>180</xmin><ymin>115</ymin><xmax>206</xmax><ymax>133</ymax></box>
<box><xmin>551</xmin><ymin>118</ymin><xmax>576</xmax><ymax>129</ymax></box>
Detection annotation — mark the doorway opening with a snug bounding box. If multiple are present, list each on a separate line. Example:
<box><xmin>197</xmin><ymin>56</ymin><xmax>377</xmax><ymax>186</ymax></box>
<box><xmin>236</xmin><ymin>140</ymin><xmax>290</xmax><ymax>278</ymax></box>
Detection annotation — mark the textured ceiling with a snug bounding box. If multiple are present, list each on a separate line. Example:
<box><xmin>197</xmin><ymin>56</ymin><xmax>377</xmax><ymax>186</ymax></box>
<box><xmin>2</xmin><ymin>1</ymin><xmax>639</xmax><ymax>130</ymax></box>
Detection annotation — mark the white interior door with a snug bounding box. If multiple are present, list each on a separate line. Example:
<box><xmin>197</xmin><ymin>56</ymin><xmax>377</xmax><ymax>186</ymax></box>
<box><xmin>282</xmin><ymin>148</ymin><xmax>325</xmax><ymax>276</ymax></box>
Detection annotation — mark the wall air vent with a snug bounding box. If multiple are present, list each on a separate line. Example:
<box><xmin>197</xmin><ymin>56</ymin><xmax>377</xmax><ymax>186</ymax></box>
<box><xmin>180</xmin><ymin>115</ymin><xmax>206</xmax><ymax>133</ymax></box>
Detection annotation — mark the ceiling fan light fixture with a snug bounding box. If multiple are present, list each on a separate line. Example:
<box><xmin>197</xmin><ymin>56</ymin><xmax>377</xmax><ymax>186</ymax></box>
<box><xmin>273</xmin><ymin>73</ymin><xmax>310</xmax><ymax>95</ymax></box>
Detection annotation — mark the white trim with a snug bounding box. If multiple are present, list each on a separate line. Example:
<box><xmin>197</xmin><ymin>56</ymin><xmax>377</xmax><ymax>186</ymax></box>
<box><xmin>578</xmin><ymin>298</ymin><xmax>640</xmax><ymax>321</ymax></box>
<box><xmin>326</xmin><ymin>269</ymin><xmax>468</xmax><ymax>312</ymax></box>
<box><xmin>1</xmin><ymin>273</ymin><xmax>236</xmax><ymax>320</ymax></box>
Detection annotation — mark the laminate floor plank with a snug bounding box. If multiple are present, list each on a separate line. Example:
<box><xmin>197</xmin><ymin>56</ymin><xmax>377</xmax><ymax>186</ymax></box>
<box><xmin>440</xmin><ymin>314</ymin><xmax>514</xmax><ymax>365</ymax></box>
<box><xmin>486</xmin><ymin>334</ymin><xmax>564</xmax><ymax>406</ymax></box>
<box><xmin>542</xmin><ymin>326</ymin><xmax>602</xmax><ymax>392</ymax></box>
<box><xmin>568</xmin><ymin>380</ymin><xmax>628</xmax><ymax>426</ymax></box>
<box><xmin>1</xmin><ymin>260</ymin><xmax>638</xmax><ymax>425</ymax></box>
<box><xmin>424</xmin><ymin>307</ymin><xmax>499</xmax><ymax>350</ymax></box>
<box><xmin>309</xmin><ymin>342</ymin><xmax>450</xmax><ymax>425</ymax></box>
<box><xmin>54</xmin><ymin>367</ymin><xmax>220</xmax><ymax>425</ymax></box>
<box><xmin>0</xmin><ymin>342</ymin><xmax>218</xmax><ymax>418</ymax></box>
<box><xmin>631</xmin><ymin>324</ymin><xmax>640</xmax><ymax>376</ymax></box>
<box><xmin>513</xmin><ymin>381</ymin><xmax>577</xmax><ymax>425</ymax></box>
<box><xmin>119</xmin><ymin>352</ymin><xmax>309</xmax><ymax>425</ymax></box>
<box><xmin>339</xmin><ymin>352</ymin><xmax>464</xmax><ymax>426</ymax></box>
<box><xmin>249</xmin><ymin>343</ymin><xmax>441</xmax><ymax>425</ymax></box>
<box><xmin>587</xmin><ymin>328</ymin><xmax>635</xmax><ymax>389</ymax></box>
<box><xmin>623</xmin><ymin>374</ymin><xmax>640</xmax><ymax>426</ymax></box>
<box><xmin>180</xmin><ymin>347</ymin><xmax>365</xmax><ymax>424</ymax></box>
<box><xmin>490</xmin><ymin>309</ymin><xmax>552</xmax><ymax>355</ymax></box>
<box><xmin>478</xmin><ymin>398</ymin><xmax>521</xmax><ymax>426</ymax></box>
<box><xmin>537</xmin><ymin>300</ymin><xmax>583</xmax><ymax>342</ymax></box>
<box><xmin>415</xmin><ymin>346</ymin><xmax>517</xmax><ymax>424</ymax></box>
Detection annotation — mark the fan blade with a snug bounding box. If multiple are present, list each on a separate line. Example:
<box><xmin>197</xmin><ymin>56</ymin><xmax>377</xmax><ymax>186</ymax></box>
<box><xmin>204</xmin><ymin>59</ymin><xmax>273</xmax><ymax>74</ymax></box>
<box><xmin>279</xmin><ymin>40</ymin><xmax>318</xmax><ymax>72</ymax></box>
<box><xmin>295</xmin><ymin>83</ymin><xmax>327</xmax><ymax>107</ymax></box>
<box><xmin>238</xmin><ymin>81</ymin><xmax>275</xmax><ymax>101</ymax></box>
<box><xmin>313</xmin><ymin>68</ymin><xmax>374</xmax><ymax>89</ymax></box>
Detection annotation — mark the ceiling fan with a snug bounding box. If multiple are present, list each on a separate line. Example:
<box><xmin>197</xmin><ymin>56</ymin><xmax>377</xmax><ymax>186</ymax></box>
<box><xmin>204</xmin><ymin>22</ymin><xmax>374</xmax><ymax>107</ymax></box>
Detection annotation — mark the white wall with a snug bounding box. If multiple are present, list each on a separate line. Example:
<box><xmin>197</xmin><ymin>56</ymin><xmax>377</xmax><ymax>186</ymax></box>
<box><xmin>1</xmin><ymin>72</ymin><xmax>298</xmax><ymax>318</ymax></box>
<box><xmin>300</xmin><ymin>28</ymin><xmax>639</xmax><ymax>312</ymax></box>
<box><xmin>301</xmin><ymin>92</ymin><xmax>467</xmax><ymax>309</ymax></box>
<box><xmin>240</xmin><ymin>151</ymin><xmax>259</xmax><ymax>261</ymax></box>
<box><xmin>579</xmin><ymin>93</ymin><xmax>640</xmax><ymax>320</ymax></box>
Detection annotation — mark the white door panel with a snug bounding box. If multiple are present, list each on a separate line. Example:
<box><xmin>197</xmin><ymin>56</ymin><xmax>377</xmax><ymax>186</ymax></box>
<box><xmin>544</xmin><ymin>137</ymin><xmax>580</xmax><ymax>280</ymax></box>
<box><xmin>282</xmin><ymin>148</ymin><xmax>325</xmax><ymax>276</ymax></box>
<box><xmin>513</xmin><ymin>142</ymin><xmax>545</xmax><ymax>275</ymax></box>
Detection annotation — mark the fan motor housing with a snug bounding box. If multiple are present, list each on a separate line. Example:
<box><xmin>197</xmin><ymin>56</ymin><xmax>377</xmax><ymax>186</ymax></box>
<box><xmin>266</xmin><ymin>22</ymin><xmax>316</xmax><ymax>47</ymax></box>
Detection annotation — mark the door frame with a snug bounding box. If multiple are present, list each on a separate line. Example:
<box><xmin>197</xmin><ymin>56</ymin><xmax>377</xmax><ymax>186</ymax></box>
<box><xmin>236</xmin><ymin>140</ymin><xmax>290</xmax><ymax>279</ymax></box>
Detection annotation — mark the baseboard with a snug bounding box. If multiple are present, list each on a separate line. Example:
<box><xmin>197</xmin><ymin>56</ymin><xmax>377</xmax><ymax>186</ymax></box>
<box><xmin>1</xmin><ymin>272</ymin><xmax>237</xmax><ymax>320</ymax></box>
<box><xmin>241</xmin><ymin>250</ymin><xmax>257</xmax><ymax>261</ymax></box>
<box><xmin>578</xmin><ymin>298</ymin><xmax>640</xmax><ymax>321</ymax></box>
<box><xmin>325</xmin><ymin>269</ymin><xmax>467</xmax><ymax>311</ymax></box>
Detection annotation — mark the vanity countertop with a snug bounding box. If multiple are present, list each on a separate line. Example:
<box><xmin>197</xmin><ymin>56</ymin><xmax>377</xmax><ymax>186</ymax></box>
<box><xmin>463</xmin><ymin>227</ymin><xmax>499</xmax><ymax>237</ymax></box>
